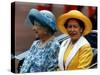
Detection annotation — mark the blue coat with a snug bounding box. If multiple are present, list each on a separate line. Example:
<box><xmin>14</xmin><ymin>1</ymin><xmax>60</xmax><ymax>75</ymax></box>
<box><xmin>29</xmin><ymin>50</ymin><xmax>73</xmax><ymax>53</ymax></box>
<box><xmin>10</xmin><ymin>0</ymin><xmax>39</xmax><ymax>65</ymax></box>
<box><xmin>20</xmin><ymin>39</ymin><xmax>60</xmax><ymax>73</ymax></box>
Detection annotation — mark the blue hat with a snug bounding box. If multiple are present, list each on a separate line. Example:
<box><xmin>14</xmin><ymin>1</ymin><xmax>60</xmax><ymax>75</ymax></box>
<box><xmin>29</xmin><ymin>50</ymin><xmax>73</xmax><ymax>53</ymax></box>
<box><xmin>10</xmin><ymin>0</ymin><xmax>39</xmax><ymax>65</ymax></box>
<box><xmin>27</xmin><ymin>9</ymin><xmax>56</xmax><ymax>32</ymax></box>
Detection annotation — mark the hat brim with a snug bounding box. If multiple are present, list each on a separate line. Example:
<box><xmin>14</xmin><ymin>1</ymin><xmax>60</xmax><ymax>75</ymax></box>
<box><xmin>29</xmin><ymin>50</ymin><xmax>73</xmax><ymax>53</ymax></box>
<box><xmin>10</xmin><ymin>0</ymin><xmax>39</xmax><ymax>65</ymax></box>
<box><xmin>57</xmin><ymin>10</ymin><xmax>92</xmax><ymax>35</ymax></box>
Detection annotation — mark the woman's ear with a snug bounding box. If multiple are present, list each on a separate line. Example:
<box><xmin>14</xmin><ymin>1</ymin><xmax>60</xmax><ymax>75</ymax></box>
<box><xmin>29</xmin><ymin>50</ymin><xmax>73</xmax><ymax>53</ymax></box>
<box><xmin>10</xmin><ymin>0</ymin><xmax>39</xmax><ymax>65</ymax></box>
<box><xmin>80</xmin><ymin>28</ymin><xmax>84</xmax><ymax>33</ymax></box>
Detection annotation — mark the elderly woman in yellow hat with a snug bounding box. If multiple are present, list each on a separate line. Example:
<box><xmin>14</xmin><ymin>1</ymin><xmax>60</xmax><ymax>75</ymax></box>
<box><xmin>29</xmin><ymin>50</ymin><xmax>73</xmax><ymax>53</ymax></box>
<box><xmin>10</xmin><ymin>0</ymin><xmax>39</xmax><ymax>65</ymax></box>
<box><xmin>57</xmin><ymin>10</ymin><xmax>93</xmax><ymax>70</ymax></box>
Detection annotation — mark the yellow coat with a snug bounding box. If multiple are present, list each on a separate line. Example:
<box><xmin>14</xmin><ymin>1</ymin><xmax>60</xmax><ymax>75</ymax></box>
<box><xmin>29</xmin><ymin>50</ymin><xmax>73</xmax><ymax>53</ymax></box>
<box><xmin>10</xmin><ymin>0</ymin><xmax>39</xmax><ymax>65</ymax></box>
<box><xmin>58</xmin><ymin>36</ymin><xmax>93</xmax><ymax>70</ymax></box>
<box><xmin>64</xmin><ymin>44</ymin><xmax>93</xmax><ymax>70</ymax></box>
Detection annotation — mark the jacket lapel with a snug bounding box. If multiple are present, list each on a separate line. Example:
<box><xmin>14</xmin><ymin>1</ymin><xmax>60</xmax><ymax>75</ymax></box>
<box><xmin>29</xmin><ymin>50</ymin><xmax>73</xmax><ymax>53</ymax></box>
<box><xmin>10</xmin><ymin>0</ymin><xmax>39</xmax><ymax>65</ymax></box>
<box><xmin>58</xmin><ymin>36</ymin><xmax>89</xmax><ymax>70</ymax></box>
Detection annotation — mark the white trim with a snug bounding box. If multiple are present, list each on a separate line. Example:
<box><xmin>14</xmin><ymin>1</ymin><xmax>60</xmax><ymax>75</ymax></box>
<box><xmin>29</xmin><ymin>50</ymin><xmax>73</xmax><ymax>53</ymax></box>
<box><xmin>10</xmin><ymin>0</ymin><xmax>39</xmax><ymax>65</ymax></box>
<box><xmin>58</xmin><ymin>38</ymin><xmax>71</xmax><ymax>70</ymax></box>
<box><xmin>58</xmin><ymin>36</ymin><xmax>89</xmax><ymax>70</ymax></box>
<box><xmin>65</xmin><ymin>36</ymin><xmax>89</xmax><ymax>69</ymax></box>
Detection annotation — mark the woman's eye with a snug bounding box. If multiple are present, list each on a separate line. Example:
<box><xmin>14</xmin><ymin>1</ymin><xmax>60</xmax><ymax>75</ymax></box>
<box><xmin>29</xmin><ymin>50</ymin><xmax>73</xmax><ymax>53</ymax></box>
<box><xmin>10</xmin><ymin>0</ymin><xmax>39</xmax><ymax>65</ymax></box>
<box><xmin>67</xmin><ymin>25</ymin><xmax>72</xmax><ymax>28</ymax></box>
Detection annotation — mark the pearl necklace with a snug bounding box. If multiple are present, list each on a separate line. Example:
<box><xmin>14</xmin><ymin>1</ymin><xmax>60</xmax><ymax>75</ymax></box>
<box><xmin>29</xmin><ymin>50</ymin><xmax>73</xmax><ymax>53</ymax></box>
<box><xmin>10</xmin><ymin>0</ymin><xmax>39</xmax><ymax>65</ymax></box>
<box><xmin>38</xmin><ymin>36</ymin><xmax>55</xmax><ymax>48</ymax></box>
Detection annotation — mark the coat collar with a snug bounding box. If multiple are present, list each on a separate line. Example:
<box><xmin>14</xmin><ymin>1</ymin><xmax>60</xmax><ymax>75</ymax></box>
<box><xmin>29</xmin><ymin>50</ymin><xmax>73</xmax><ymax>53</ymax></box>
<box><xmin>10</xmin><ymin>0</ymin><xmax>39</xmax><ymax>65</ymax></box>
<box><xmin>58</xmin><ymin>36</ymin><xmax>89</xmax><ymax>70</ymax></box>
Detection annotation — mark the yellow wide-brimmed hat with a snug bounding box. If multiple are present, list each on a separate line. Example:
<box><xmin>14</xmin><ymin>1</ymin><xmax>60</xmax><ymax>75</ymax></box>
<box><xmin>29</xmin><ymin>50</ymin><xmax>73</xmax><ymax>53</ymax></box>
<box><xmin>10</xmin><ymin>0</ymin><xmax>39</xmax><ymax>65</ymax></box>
<box><xmin>57</xmin><ymin>10</ymin><xmax>92</xmax><ymax>35</ymax></box>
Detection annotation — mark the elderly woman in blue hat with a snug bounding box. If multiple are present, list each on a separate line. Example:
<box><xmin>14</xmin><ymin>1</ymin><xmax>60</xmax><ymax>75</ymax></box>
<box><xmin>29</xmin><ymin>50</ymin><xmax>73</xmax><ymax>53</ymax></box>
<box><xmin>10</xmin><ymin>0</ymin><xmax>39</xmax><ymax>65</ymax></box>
<box><xmin>20</xmin><ymin>9</ymin><xmax>60</xmax><ymax>73</ymax></box>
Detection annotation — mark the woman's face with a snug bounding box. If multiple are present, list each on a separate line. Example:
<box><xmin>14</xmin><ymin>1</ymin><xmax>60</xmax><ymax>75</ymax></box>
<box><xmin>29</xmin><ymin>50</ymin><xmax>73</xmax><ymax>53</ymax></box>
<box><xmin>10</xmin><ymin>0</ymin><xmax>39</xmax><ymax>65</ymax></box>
<box><xmin>32</xmin><ymin>25</ymin><xmax>47</xmax><ymax>39</ymax></box>
<box><xmin>66</xmin><ymin>19</ymin><xmax>83</xmax><ymax>41</ymax></box>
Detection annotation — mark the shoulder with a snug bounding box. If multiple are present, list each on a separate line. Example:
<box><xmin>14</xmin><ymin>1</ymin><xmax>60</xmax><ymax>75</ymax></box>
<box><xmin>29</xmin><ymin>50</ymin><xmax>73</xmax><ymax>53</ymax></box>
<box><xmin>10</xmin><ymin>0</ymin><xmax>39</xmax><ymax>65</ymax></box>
<box><xmin>81</xmin><ymin>44</ymin><xmax>91</xmax><ymax>49</ymax></box>
<box><xmin>31</xmin><ymin>40</ymin><xmax>40</xmax><ymax>47</ymax></box>
<box><xmin>29</xmin><ymin>40</ymin><xmax>40</xmax><ymax>52</ymax></box>
<box><xmin>79</xmin><ymin>36</ymin><xmax>92</xmax><ymax>50</ymax></box>
<box><xmin>60</xmin><ymin>38</ymin><xmax>70</xmax><ymax>48</ymax></box>
<box><xmin>47</xmin><ymin>39</ymin><xmax>60</xmax><ymax>53</ymax></box>
<box><xmin>80</xmin><ymin>44</ymin><xmax>92</xmax><ymax>51</ymax></box>
<box><xmin>79</xmin><ymin>44</ymin><xmax>93</xmax><ymax>55</ymax></box>
<box><xmin>50</xmin><ymin>39</ymin><xmax>60</xmax><ymax>47</ymax></box>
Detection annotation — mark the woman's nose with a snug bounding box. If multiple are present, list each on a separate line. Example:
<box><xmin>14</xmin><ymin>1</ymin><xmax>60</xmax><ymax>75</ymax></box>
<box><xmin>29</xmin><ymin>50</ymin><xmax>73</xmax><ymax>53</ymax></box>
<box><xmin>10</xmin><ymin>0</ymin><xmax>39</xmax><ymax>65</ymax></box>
<box><xmin>32</xmin><ymin>27</ymin><xmax>38</xmax><ymax>34</ymax></box>
<box><xmin>70</xmin><ymin>27</ymin><xmax>75</xmax><ymax>31</ymax></box>
<box><xmin>32</xmin><ymin>26</ymin><xmax>37</xmax><ymax>31</ymax></box>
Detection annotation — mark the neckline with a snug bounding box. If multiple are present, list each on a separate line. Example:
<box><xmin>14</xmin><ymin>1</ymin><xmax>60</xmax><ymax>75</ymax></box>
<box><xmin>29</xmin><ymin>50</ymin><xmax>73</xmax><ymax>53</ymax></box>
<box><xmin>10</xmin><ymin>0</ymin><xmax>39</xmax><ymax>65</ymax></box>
<box><xmin>37</xmin><ymin>36</ymin><xmax>55</xmax><ymax>48</ymax></box>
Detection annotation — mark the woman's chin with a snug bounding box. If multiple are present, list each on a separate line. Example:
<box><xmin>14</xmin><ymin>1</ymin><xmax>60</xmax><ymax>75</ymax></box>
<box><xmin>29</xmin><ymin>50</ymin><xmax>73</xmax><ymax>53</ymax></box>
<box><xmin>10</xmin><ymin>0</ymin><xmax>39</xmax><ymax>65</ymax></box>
<box><xmin>71</xmin><ymin>37</ymin><xmax>79</xmax><ymax>42</ymax></box>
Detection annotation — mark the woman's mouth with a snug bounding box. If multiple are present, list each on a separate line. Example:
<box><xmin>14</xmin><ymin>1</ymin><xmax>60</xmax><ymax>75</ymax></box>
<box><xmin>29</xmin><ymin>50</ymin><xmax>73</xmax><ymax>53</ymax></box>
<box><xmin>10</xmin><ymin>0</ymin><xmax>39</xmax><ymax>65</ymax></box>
<box><xmin>69</xmin><ymin>32</ymin><xmax>77</xmax><ymax>36</ymax></box>
<box><xmin>33</xmin><ymin>30</ymin><xmax>38</xmax><ymax>34</ymax></box>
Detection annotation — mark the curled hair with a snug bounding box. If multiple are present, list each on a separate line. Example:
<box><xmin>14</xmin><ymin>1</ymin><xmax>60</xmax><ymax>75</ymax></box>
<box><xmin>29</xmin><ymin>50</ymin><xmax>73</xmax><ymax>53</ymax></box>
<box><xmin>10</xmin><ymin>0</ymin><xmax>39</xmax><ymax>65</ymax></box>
<box><xmin>33</xmin><ymin>21</ymin><xmax>56</xmax><ymax>35</ymax></box>
<box><xmin>41</xmin><ymin>25</ymin><xmax>56</xmax><ymax>35</ymax></box>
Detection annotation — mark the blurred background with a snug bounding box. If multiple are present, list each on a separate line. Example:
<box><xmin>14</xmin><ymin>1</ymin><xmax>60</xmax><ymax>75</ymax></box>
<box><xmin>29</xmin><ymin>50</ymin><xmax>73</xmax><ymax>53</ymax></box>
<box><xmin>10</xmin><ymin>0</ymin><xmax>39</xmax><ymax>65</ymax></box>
<box><xmin>11</xmin><ymin>2</ymin><xmax>97</xmax><ymax>73</ymax></box>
